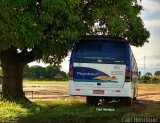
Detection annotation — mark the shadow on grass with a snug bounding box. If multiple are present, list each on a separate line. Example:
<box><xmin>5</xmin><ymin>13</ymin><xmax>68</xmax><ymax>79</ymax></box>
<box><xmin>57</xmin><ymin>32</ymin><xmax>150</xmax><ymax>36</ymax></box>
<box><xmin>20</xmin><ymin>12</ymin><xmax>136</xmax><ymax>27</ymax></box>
<box><xmin>1</xmin><ymin>99</ymin><xmax>160</xmax><ymax>123</ymax></box>
<box><xmin>0</xmin><ymin>99</ymin><xmax>123</xmax><ymax>123</ymax></box>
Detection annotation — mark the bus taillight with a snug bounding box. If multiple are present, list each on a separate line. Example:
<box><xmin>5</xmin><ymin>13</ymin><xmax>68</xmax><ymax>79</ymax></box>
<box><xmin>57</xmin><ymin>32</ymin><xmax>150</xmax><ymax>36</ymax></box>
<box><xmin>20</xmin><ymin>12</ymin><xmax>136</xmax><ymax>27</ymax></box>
<box><xmin>125</xmin><ymin>70</ymin><xmax>131</xmax><ymax>82</ymax></box>
<box><xmin>69</xmin><ymin>67</ymin><xmax>74</xmax><ymax>77</ymax></box>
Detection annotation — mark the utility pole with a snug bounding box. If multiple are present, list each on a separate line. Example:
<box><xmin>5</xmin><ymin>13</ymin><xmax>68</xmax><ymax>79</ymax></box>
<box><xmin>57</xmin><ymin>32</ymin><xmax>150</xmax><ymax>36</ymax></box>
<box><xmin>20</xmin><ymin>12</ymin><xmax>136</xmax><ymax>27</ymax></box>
<box><xmin>144</xmin><ymin>56</ymin><xmax>146</xmax><ymax>75</ymax></box>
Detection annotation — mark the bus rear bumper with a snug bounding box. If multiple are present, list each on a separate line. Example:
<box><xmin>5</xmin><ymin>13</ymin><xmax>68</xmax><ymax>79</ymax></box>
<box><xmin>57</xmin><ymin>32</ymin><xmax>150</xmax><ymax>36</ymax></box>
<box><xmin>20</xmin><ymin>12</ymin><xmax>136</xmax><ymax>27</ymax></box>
<box><xmin>69</xmin><ymin>82</ymin><xmax>134</xmax><ymax>98</ymax></box>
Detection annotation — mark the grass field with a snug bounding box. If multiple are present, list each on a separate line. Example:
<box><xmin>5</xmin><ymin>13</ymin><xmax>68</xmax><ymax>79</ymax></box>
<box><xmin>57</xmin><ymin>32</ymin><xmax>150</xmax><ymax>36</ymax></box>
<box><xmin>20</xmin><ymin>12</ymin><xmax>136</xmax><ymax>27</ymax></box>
<box><xmin>0</xmin><ymin>80</ymin><xmax>160</xmax><ymax>122</ymax></box>
<box><xmin>138</xmin><ymin>83</ymin><xmax>160</xmax><ymax>86</ymax></box>
<box><xmin>0</xmin><ymin>98</ymin><xmax>160</xmax><ymax>123</ymax></box>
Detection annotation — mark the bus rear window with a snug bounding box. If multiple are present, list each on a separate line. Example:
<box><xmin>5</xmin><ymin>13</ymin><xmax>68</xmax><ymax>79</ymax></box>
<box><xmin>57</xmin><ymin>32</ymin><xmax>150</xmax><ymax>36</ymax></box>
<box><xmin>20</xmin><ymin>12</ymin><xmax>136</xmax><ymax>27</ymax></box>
<box><xmin>74</xmin><ymin>40</ymin><xmax>126</xmax><ymax>64</ymax></box>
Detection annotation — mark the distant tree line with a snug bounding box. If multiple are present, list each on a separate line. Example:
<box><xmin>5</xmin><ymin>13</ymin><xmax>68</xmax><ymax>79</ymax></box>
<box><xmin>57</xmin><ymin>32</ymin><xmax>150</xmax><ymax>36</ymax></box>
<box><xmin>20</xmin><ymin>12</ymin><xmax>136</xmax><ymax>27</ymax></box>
<box><xmin>23</xmin><ymin>65</ymin><xmax>68</xmax><ymax>81</ymax></box>
<box><xmin>140</xmin><ymin>71</ymin><xmax>160</xmax><ymax>83</ymax></box>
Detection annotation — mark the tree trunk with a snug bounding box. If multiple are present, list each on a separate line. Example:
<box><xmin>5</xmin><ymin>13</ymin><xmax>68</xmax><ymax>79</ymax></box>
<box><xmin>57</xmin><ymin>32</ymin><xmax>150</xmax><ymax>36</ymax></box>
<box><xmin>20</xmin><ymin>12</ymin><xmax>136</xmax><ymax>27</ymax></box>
<box><xmin>1</xmin><ymin>48</ymin><xmax>26</xmax><ymax>100</ymax></box>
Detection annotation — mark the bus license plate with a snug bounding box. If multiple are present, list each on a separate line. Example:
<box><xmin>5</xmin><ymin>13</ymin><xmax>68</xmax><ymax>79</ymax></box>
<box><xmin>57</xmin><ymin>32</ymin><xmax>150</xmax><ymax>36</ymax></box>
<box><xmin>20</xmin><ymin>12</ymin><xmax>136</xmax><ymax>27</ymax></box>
<box><xmin>93</xmin><ymin>90</ymin><xmax>104</xmax><ymax>94</ymax></box>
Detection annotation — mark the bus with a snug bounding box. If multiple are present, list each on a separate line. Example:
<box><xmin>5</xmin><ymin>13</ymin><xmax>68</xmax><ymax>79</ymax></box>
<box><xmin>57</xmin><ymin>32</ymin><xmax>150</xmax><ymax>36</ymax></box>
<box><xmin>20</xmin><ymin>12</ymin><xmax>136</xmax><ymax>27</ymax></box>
<box><xmin>69</xmin><ymin>35</ymin><xmax>138</xmax><ymax>106</ymax></box>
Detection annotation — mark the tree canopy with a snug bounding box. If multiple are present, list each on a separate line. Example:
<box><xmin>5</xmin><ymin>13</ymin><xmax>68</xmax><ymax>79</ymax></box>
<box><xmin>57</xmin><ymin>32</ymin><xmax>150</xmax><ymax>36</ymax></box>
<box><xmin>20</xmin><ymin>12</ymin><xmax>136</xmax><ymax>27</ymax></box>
<box><xmin>154</xmin><ymin>71</ymin><xmax>160</xmax><ymax>76</ymax></box>
<box><xmin>145</xmin><ymin>72</ymin><xmax>152</xmax><ymax>76</ymax></box>
<box><xmin>0</xmin><ymin>0</ymin><xmax>150</xmax><ymax>99</ymax></box>
<box><xmin>0</xmin><ymin>0</ymin><xmax>150</xmax><ymax>65</ymax></box>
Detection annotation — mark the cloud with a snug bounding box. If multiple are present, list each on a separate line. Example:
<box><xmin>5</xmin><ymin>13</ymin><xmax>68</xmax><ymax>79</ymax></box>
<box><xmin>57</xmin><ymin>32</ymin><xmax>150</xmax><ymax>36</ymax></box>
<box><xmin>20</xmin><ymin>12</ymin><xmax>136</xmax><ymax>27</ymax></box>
<box><xmin>151</xmin><ymin>0</ymin><xmax>160</xmax><ymax>4</ymax></box>
<box><xmin>149</xmin><ymin>55</ymin><xmax>160</xmax><ymax>60</ymax></box>
<box><xmin>136</xmin><ymin>0</ymin><xmax>160</xmax><ymax>74</ymax></box>
<box><xmin>144</xmin><ymin>19</ymin><xmax>160</xmax><ymax>28</ymax></box>
<box><xmin>140</xmin><ymin>0</ymin><xmax>160</xmax><ymax>20</ymax></box>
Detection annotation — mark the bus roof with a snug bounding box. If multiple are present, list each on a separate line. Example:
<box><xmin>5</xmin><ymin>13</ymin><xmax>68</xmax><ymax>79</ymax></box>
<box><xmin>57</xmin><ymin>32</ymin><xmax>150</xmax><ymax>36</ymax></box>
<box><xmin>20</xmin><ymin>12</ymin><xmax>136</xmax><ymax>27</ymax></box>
<box><xmin>79</xmin><ymin>35</ymin><xmax>126</xmax><ymax>42</ymax></box>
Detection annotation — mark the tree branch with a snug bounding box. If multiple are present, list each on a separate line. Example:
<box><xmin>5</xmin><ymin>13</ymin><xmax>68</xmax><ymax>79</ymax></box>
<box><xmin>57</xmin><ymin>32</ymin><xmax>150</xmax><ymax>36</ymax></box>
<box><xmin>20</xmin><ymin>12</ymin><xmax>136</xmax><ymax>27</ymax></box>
<box><xmin>19</xmin><ymin>46</ymin><xmax>43</xmax><ymax>64</ymax></box>
<box><xmin>23</xmin><ymin>51</ymin><xmax>35</xmax><ymax>64</ymax></box>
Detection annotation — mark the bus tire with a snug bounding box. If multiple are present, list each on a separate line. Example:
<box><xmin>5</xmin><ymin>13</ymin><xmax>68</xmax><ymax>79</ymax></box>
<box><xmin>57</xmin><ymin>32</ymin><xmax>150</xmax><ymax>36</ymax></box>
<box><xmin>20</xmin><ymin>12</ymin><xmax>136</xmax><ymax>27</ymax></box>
<box><xmin>86</xmin><ymin>96</ymin><xmax>99</xmax><ymax>105</ymax></box>
<box><xmin>120</xmin><ymin>98</ymin><xmax>126</xmax><ymax>106</ymax></box>
<box><xmin>133</xmin><ymin>87</ymin><xmax>138</xmax><ymax>101</ymax></box>
<box><xmin>120</xmin><ymin>97</ymin><xmax>132</xmax><ymax>106</ymax></box>
<box><xmin>126</xmin><ymin>97</ymin><xmax>133</xmax><ymax>106</ymax></box>
<box><xmin>133</xmin><ymin>97</ymin><xmax>136</xmax><ymax>101</ymax></box>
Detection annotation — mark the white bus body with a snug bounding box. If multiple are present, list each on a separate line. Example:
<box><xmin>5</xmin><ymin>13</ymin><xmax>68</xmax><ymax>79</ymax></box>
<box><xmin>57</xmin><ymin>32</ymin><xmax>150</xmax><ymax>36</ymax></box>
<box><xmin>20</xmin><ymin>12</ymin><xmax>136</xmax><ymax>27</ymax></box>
<box><xmin>69</xmin><ymin>35</ymin><xmax>138</xmax><ymax>106</ymax></box>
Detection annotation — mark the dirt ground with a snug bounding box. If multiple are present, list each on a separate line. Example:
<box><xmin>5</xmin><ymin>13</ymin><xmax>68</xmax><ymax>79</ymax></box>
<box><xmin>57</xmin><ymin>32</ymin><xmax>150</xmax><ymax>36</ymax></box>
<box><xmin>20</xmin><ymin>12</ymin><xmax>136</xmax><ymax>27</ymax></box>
<box><xmin>23</xmin><ymin>84</ymin><xmax>160</xmax><ymax>104</ymax></box>
<box><xmin>138</xmin><ymin>86</ymin><xmax>160</xmax><ymax>101</ymax></box>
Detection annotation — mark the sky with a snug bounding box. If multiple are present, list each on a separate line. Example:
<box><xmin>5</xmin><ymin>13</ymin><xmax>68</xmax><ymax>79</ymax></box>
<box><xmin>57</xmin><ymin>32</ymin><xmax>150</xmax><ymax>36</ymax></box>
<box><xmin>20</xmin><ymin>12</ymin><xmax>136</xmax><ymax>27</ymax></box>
<box><xmin>131</xmin><ymin>0</ymin><xmax>160</xmax><ymax>75</ymax></box>
<box><xmin>29</xmin><ymin>0</ymin><xmax>160</xmax><ymax>75</ymax></box>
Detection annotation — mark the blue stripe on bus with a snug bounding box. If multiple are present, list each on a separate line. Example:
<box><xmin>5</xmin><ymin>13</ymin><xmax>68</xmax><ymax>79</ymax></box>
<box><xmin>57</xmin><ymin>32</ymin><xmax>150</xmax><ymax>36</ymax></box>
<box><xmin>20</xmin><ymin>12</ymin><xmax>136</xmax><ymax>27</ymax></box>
<box><xmin>73</xmin><ymin>79</ymin><xmax>118</xmax><ymax>83</ymax></box>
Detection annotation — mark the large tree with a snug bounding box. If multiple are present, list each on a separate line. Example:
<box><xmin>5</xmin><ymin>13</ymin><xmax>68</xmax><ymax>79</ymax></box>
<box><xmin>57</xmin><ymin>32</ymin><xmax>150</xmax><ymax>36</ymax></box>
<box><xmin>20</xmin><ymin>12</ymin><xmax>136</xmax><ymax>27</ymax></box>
<box><xmin>0</xmin><ymin>0</ymin><xmax>150</xmax><ymax>100</ymax></box>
